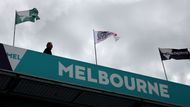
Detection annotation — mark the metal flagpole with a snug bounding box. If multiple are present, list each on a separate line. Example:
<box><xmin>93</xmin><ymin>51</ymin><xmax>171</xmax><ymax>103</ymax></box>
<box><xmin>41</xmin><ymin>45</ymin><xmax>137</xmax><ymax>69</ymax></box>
<box><xmin>13</xmin><ymin>11</ymin><xmax>17</xmax><ymax>47</ymax></box>
<box><xmin>161</xmin><ymin>60</ymin><xmax>168</xmax><ymax>81</ymax></box>
<box><xmin>159</xmin><ymin>48</ymin><xmax>168</xmax><ymax>81</ymax></box>
<box><xmin>93</xmin><ymin>29</ymin><xmax>98</xmax><ymax>65</ymax></box>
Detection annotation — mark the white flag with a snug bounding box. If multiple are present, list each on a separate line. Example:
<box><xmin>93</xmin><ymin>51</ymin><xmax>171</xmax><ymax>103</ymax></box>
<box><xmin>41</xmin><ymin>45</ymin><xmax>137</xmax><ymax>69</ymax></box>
<box><xmin>94</xmin><ymin>31</ymin><xmax>119</xmax><ymax>43</ymax></box>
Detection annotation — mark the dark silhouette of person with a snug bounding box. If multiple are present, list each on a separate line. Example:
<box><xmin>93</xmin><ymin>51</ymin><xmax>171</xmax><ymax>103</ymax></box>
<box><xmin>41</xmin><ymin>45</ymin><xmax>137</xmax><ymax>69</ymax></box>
<box><xmin>43</xmin><ymin>42</ymin><xmax>53</xmax><ymax>55</ymax></box>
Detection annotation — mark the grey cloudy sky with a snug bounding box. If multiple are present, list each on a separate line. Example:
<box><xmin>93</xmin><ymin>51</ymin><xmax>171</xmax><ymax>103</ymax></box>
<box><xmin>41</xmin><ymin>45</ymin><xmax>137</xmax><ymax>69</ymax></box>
<box><xmin>0</xmin><ymin>0</ymin><xmax>190</xmax><ymax>85</ymax></box>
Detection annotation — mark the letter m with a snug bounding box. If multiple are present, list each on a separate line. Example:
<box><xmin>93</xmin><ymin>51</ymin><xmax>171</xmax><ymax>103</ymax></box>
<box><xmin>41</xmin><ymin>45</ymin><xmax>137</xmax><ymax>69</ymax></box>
<box><xmin>58</xmin><ymin>61</ymin><xmax>73</xmax><ymax>78</ymax></box>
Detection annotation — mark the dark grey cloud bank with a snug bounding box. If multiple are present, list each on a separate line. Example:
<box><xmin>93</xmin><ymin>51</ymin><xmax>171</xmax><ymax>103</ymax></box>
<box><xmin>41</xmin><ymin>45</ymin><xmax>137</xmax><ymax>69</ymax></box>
<box><xmin>0</xmin><ymin>0</ymin><xmax>190</xmax><ymax>85</ymax></box>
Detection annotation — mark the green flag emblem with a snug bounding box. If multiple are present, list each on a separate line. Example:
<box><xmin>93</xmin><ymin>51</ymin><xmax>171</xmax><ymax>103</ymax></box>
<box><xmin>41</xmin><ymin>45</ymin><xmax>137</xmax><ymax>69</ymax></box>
<box><xmin>15</xmin><ymin>8</ymin><xmax>40</xmax><ymax>24</ymax></box>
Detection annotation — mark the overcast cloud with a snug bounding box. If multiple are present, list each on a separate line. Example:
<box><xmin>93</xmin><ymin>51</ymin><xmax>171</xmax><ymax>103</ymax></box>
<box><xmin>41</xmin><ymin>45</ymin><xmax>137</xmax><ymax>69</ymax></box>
<box><xmin>0</xmin><ymin>0</ymin><xmax>190</xmax><ymax>85</ymax></box>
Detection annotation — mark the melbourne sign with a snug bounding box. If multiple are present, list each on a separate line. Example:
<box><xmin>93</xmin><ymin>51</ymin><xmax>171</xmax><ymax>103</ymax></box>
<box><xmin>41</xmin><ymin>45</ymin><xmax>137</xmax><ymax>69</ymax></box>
<box><xmin>58</xmin><ymin>62</ymin><xmax>170</xmax><ymax>98</ymax></box>
<box><xmin>0</xmin><ymin>43</ymin><xmax>190</xmax><ymax>107</ymax></box>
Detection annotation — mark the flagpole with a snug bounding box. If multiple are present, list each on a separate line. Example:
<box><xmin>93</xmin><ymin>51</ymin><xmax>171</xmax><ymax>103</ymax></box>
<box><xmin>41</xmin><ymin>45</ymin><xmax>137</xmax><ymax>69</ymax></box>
<box><xmin>13</xmin><ymin>11</ymin><xmax>16</xmax><ymax>47</ymax></box>
<box><xmin>159</xmin><ymin>48</ymin><xmax>168</xmax><ymax>81</ymax></box>
<box><xmin>93</xmin><ymin>29</ymin><xmax>98</xmax><ymax>65</ymax></box>
<box><xmin>161</xmin><ymin>60</ymin><xmax>168</xmax><ymax>81</ymax></box>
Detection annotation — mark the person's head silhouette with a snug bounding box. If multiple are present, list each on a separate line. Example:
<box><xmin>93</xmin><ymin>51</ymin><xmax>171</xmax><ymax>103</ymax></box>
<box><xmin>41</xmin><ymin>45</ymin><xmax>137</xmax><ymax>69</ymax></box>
<box><xmin>43</xmin><ymin>42</ymin><xmax>53</xmax><ymax>55</ymax></box>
